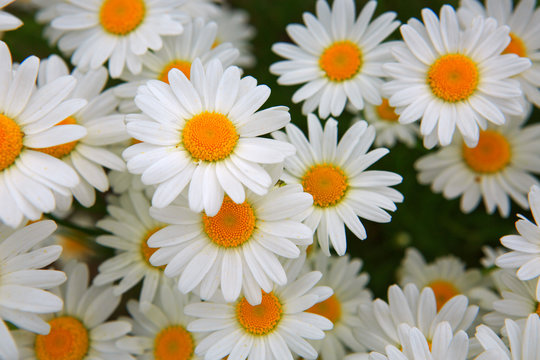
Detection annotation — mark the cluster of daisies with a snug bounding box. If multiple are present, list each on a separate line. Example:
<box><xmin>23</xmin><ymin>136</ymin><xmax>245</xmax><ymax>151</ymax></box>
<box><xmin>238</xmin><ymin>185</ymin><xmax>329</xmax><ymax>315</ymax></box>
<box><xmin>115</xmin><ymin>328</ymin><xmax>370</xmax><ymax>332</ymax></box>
<box><xmin>0</xmin><ymin>0</ymin><xmax>540</xmax><ymax>359</ymax></box>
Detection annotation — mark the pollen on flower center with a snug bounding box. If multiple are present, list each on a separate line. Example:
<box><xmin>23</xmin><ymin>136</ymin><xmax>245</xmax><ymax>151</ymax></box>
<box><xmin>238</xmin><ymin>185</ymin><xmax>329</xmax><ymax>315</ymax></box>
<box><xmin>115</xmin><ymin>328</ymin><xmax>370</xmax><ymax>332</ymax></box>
<box><xmin>428</xmin><ymin>280</ymin><xmax>460</xmax><ymax>311</ymax></box>
<box><xmin>35</xmin><ymin>316</ymin><xmax>89</xmax><ymax>360</ymax></box>
<box><xmin>0</xmin><ymin>113</ymin><xmax>23</xmax><ymax>171</ymax></box>
<box><xmin>462</xmin><ymin>130</ymin><xmax>511</xmax><ymax>173</ymax></box>
<box><xmin>33</xmin><ymin>117</ymin><xmax>78</xmax><ymax>159</ymax></box>
<box><xmin>427</xmin><ymin>54</ymin><xmax>478</xmax><ymax>102</ymax></box>
<box><xmin>302</xmin><ymin>164</ymin><xmax>348</xmax><ymax>207</ymax></box>
<box><xmin>153</xmin><ymin>325</ymin><xmax>194</xmax><ymax>360</ymax></box>
<box><xmin>236</xmin><ymin>291</ymin><xmax>283</xmax><ymax>335</ymax></box>
<box><xmin>319</xmin><ymin>41</ymin><xmax>363</xmax><ymax>82</ymax></box>
<box><xmin>159</xmin><ymin>60</ymin><xmax>192</xmax><ymax>83</ymax></box>
<box><xmin>182</xmin><ymin>111</ymin><xmax>239</xmax><ymax>162</ymax></box>
<box><xmin>141</xmin><ymin>227</ymin><xmax>165</xmax><ymax>270</ymax></box>
<box><xmin>306</xmin><ymin>294</ymin><xmax>341</xmax><ymax>324</ymax></box>
<box><xmin>100</xmin><ymin>0</ymin><xmax>146</xmax><ymax>35</ymax></box>
<box><xmin>376</xmin><ymin>98</ymin><xmax>399</xmax><ymax>122</ymax></box>
<box><xmin>503</xmin><ymin>33</ymin><xmax>527</xmax><ymax>57</ymax></box>
<box><xmin>203</xmin><ymin>196</ymin><xmax>256</xmax><ymax>248</ymax></box>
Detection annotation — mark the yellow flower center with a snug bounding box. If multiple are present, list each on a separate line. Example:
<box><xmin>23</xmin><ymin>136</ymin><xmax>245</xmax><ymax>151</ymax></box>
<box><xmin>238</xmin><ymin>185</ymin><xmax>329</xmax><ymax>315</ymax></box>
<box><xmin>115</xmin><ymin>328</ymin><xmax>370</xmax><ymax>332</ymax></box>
<box><xmin>182</xmin><ymin>111</ymin><xmax>239</xmax><ymax>162</ymax></box>
<box><xmin>536</xmin><ymin>302</ymin><xmax>540</xmax><ymax>316</ymax></box>
<box><xmin>35</xmin><ymin>316</ymin><xmax>89</xmax><ymax>360</ymax></box>
<box><xmin>503</xmin><ymin>33</ymin><xmax>527</xmax><ymax>57</ymax></box>
<box><xmin>302</xmin><ymin>164</ymin><xmax>348</xmax><ymax>207</ymax></box>
<box><xmin>141</xmin><ymin>227</ymin><xmax>165</xmax><ymax>270</ymax></box>
<box><xmin>236</xmin><ymin>291</ymin><xmax>283</xmax><ymax>335</ymax></box>
<box><xmin>319</xmin><ymin>41</ymin><xmax>363</xmax><ymax>82</ymax></box>
<box><xmin>428</xmin><ymin>280</ymin><xmax>460</xmax><ymax>311</ymax></box>
<box><xmin>154</xmin><ymin>326</ymin><xmax>195</xmax><ymax>360</ymax></box>
<box><xmin>0</xmin><ymin>113</ymin><xmax>23</xmax><ymax>171</ymax></box>
<box><xmin>306</xmin><ymin>294</ymin><xmax>341</xmax><ymax>324</ymax></box>
<box><xmin>100</xmin><ymin>0</ymin><xmax>146</xmax><ymax>35</ymax></box>
<box><xmin>203</xmin><ymin>196</ymin><xmax>256</xmax><ymax>248</ymax></box>
<box><xmin>376</xmin><ymin>98</ymin><xmax>399</xmax><ymax>122</ymax></box>
<box><xmin>32</xmin><ymin>117</ymin><xmax>79</xmax><ymax>159</ymax></box>
<box><xmin>427</xmin><ymin>54</ymin><xmax>478</xmax><ymax>102</ymax></box>
<box><xmin>462</xmin><ymin>130</ymin><xmax>511</xmax><ymax>173</ymax></box>
<box><xmin>159</xmin><ymin>60</ymin><xmax>192</xmax><ymax>83</ymax></box>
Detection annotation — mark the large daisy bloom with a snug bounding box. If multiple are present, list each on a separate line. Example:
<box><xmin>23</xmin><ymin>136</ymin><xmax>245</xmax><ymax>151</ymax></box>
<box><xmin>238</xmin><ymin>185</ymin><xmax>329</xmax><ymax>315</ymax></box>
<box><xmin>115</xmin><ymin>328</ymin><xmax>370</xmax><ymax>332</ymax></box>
<box><xmin>497</xmin><ymin>185</ymin><xmax>540</xmax><ymax>300</ymax></box>
<box><xmin>12</xmin><ymin>261</ymin><xmax>133</xmax><ymax>360</ymax></box>
<box><xmin>271</xmin><ymin>0</ymin><xmax>399</xmax><ymax>118</ymax></box>
<box><xmin>148</xmin><ymin>177</ymin><xmax>314</xmax><ymax>305</ymax></box>
<box><xmin>0</xmin><ymin>220</ymin><xmax>65</xmax><ymax>360</ymax></box>
<box><xmin>383</xmin><ymin>5</ymin><xmax>531</xmax><ymax>148</ymax></box>
<box><xmin>458</xmin><ymin>0</ymin><xmax>540</xmax><ymax>107</ymax></box>
<box><xmin>0</xmin><ymin>41</ymin><xmax>87</xmax><ymax>228</ymax></box>
<box><xmin>273</xmin><ymin>115</ymin><xmax>403</xmax><ymax>255</ymax></box>
<box><xmin>475</xmin><ymin>314</ymin><xmax>540</xmax><ymax>360</ymax></box>
<box><xmin>0</xmin><ymin>0</ymin><xmax>22</xmax><ymax>31</ymax></box>
<box><xmin>124</xmin><ymin>59</ymin><xmax>295</xmax><ymax>215</ymax></box>
<box><xmin>415</xmin><ymin>108</ymin><xmax>540</xmax><ymax>217</ymax></box>
<box><xmin>50</xmin><ymin>0</ymin><xmax>185</xmax><ymax>78</ymax></box>
<box><xmin>184</xmin><ymin>266</ymin><xmax>334</xmax><ymax>360</ymax></box>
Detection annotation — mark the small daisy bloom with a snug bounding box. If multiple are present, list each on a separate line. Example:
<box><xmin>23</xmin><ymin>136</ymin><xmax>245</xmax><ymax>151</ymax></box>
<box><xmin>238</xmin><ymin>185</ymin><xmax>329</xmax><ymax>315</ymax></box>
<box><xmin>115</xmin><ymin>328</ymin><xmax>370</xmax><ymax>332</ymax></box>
<box><xmin>50</xmin><ymin>0</ymin><xmax>185</xmax><ymax>78</ymax></box>
<box><xmin>480</xmin><ymin>245</ymin><xmax>506</xmax><ymax>269</ymax></box>
<box><xmin>415</xmin><ymin>108</ymin><xmax>540</xmax><ymax>217</ymax></box>
<box><xmin>148</xmin><ymin>176</ymin><xmax>314</xmax><ymax>305</ymax></box>
<box><xmin>273</xmin><ymin>115</ymin><xmax>403</xmax><ymax>255</ymax></box>
<box><xmin>12</xmin><ymin>261</ymin><xmax>132</xmax><ymax>360</ymax></box>
<box><xmin>475</xmin><ymin>314</ymin><xmax>540</xmax><ymax>360</ymax></box>
<box><xmin>271</xmin><ymin>0</ymin><xmax>399</xmax><ymax>118</ymax></box>
<box><xmin>383</xmin><ymin>5</ymin><xmax>531</xmax><ymax>148</ymax></box>
<box><xmin>0</xmin><ymin>41</ymin><xmax>87</xmax><ymax>227</ymax></box>
<box><xmin>354</xmin><ymin>284</ymin><xmax>478</xmax><ymax>353</ymax></box>
<box><xmin>124</xmin><ymin>59</ymin><xmax>295</xmax><ymax>215</ymax></box>
<box><xmin>497</xmin><ymin>185</ymin><xmax>540</xmax><ymax>300</ymax></box>
<box><xmin>0</xmin><ymin>220</ymin><xmax>65</xmax><ymax>360</ymax></box>
<box><xmin>0</xmin><ymin>0</ymin><xmax>22</xmax><ymax>31</ymax></box>
<box><xmin>458</xmin><ymin>0</ymin><xmax>540</xmax><ymax>107</ymax></box>
<box><xmin>184</xmin><ymin>267</ymin><xmax>334</xmax><ymax>360</ymax></box>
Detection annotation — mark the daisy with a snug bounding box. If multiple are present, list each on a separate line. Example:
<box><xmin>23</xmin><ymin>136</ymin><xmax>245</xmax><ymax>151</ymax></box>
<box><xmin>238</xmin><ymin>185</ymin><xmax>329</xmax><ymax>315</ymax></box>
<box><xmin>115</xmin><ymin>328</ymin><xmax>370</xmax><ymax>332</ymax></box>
<box><xmin>272</xmin><ymin>114</ymin><xmax>403</xmax><ymax>255</ymax></box>
<box><xmin>414</xmin><ymin>107</ymin><xmax>540</xmax><ymax>217</ymax></box>
<box><xmin>0</xmin><ymin>41</ymin><xmax>87</xmax><ymax>228</ymax></box>
<box><xmin>12</xmin><ymin>261</ymin><xmax>133</xmax><ymax>360</ymax></box>
<box><xmin>0</xmin><ymin>0</ymin><xmax>22</xmax><ymax>31</ymax></box>
<box><xmin>497</xmin><ymin>185</ymin><xmax>540</xmax><ymax>300</ymax></box>
<box><xmin>383</xmin><ymin>5</ymin><xmax>531</xmax><ymax>148</ymax></box>
<box><xmin>184</xmin><ymin>266</ymin><xmax>334</xmax><ymax>360</ymax></box>
<box><xmin>148</xmin><ymin>177</ymin><xmax>313</xmax><ymax>305</ymax></box>
<box><xmin>50</xmin><ymin>0</ymin><xmax>186</xmax><ymax>78</ymax></box>
<box><xmin>354</xmin><ymin>284</ymin><xmax>478</xmax><ymax>353</ymax></box>
<box><xmin>480</xmin><ymin>245</ymin><xmax>506</xmax><ymax>269</ymax></box>
<box><xmin>0</xmin><ymin>220</ymin><xmax>66</xmax><ymax>360</ymax></box>
<box><xmin>117</xmin><ymin>281</ymin><xmax>202</xmax><ymax>359</ymax></box>
<box><xmin>458</xmin><ymin>0</ymin><xmax>540</xmax><ymax>107</ymax></box>
<box><xmin>36</xmin><ymin>55</ymin><xmax>128</xmax><ymax>210</ymax></box>
<box><xmin>123</xmin><ymin>59</ymin><xmax>295</xmax><ymax>214</ymax></box>
<box><xmin>93</xmin><ymin>190</ymin><xmax>169</xmax><ymax>307</ymax></box>
<box><xmin>271</xmin><ymin>0</ymin><xmax>399</xmax><ymax>118</ymax></box>
<box><xmin>369</xmin><ymin>322</ymin><xmax>469</xmax><ymax>360</ymax></box>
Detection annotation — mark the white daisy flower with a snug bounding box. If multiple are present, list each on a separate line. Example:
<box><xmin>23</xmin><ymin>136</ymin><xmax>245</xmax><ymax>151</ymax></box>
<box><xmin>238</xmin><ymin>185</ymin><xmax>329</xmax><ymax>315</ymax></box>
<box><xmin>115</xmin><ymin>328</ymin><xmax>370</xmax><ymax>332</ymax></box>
<box><xmin>354</xmin><ymin>284</ymin><xmax>478</xmax><ymax>353</ymax></box>
<box><xmin>115</xmin><ymin>17</ymin><xmax>239</xmax><ymax>114</ymax></box>
<box><xmin>50</xmin><ymin>0</ymin><xmax>186</xmax><ymax>78</ymax></box>
<box><xmin>93</xmin><ymin>190</ymin><xmax>168</xmax><ymax>307</ymax></box>
<box><xmin>414</xmin><ymin>107</ymin><xmax>540</xmax><ymax>217</ymax></box>
<box><xmin>36</xmin><ymin>55</ymin><xmax>128</xmax><ymax>210</ymax></box>
<box><xmin>273</xmin><ymin>114</ymin><xmax>403</xmax><ymax>255</ymax></box>
<box><xmin>458</xmin><ymin>0</ymin><xmax>540</xmax><ymax>107</ymax></box>
<box><xmin>123</xmin><ymin>59</ymin><xmax>295</xmax><ymax>215</ymax></box>
<box><xmin>117</xmin><ymin>281</ymin><xmax>202</xmax><ymax>359</ymax></box>
<box><xmin>480</xmin><ymin>245</ymin><xmax>506</xmax><ymax>269</ymax></box>
<box><xmin>383</xmin><ymin>5</ymin><xmax>531</xmax><ymax>148</ymax></box>
<box><xmin>148</xmin><ymin>176</ymin><xmax>314</xmax><ymax>305</ymax></box>
<box><xmin>0</xmin><ymin>0</ymin><xmax>22</xmax><ymax>31</ymax></box>
<box><xmin>497</xmin><ymin>185</ymin><xmax>540</xmax><ymax>300</ymax></box>
<box><xmin>184</xmin><ymin>266</ymin><xmax>334</xmax><ymax>360</ymax></box>
<box><xmin>0</xmin><ymin>41</ymin><xmax>87</xmax><ymax>228</ymax></box>
<box><xmin>12</xmin><ymin>261</ymin><xmax>132</xmax><ymax>360</ymax></box>
<box><xmin>271</xmin><ymin>0</ymin><xmax>399</xmax><ymax>118</ymax></box>
<box><xmin>0</xmin><ymin>220</ymin><xmax>65</xmax><ymax>360</ymax></box>
<box><xmin>475</xmin><ymin>314</ymin><xmax>540</xmax><ymax>360</ymax></box>
<box><xmin>369</xmin><ymin>322</ymin><xmax>469</xmax><ymax>360</ymax></box>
